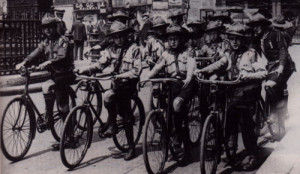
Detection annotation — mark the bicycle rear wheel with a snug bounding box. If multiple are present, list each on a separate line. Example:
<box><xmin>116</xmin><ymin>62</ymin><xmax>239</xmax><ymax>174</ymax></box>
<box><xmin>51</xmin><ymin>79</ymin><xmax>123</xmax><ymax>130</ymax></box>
<box><xmin>143</xmin><ymin>110</ymin><xmax>168</xmax><ymax>174</ymax></box>
<box><xmin>268</xmin><ymin>112</ymin><xmax>285</xmax><ymax>140</ymax></box>
<box><xmin>75</xmin><ymin>80</ymin><xmax>103</xmax><ymax>125</ymax></box>
<box><xmin>51</xmin><ymin>90</ymin><xmax>76</xmax><ymax>142</ymax></box>
<box><xmin>60</xmin><ymin>106</ymin><xmax>92</xmax><ymax>169</ymax></box>
<box><xmin>113</xmin><ymin>97</ymin><xmax>145</xmax><ymax>152</ymax></box>
<box><xmin>0</xmin><ymin>97</ymin><xmax>35</xmax><ymax>162</ymax></box>
<box><xmin>200</xmin><ymin>114</ymin><xmax>219</xmax><ymax>174</ymax></box>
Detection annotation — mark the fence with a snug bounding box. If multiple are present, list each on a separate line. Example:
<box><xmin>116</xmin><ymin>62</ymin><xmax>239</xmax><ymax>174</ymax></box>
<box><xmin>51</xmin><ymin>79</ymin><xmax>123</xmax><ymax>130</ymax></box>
<box><xmin>0</xmin><ymin>19</ymin><xmax>44</xmax><ymax>76</ymax></box>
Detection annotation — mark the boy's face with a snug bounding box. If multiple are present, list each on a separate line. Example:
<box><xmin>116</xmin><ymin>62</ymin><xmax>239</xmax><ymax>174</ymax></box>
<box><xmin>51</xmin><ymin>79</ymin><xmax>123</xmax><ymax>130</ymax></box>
<box><xmin>112</xmin><ymin>33</ymin><xmax>126</xmax><ymax>46</ymax></box>
<box><xmin>43</xmin><ymin>25</ymin><xmax>57</xmax><ymax>38</ymax></box>
<box><xmin>204</xmin><ymin>31</ymin><xmax>218</xmax><ymax>44</ymax></box>
<box><xmin>168</xmin><ymin>35</ymin><xmax>180</xmax><ymax>49</ymax></box>
<box><xmin>156</xmin><ymin>27</ymin><xmax>165</xmax><ymax>36</ymax></box>
<box><xmin>253</xmin><ymin>25</ymin><xmax>263</xmax><ymax>37</ymax></box>
<box><xmin>228</xmin><ymin>35</ymin><xmax>242</xmax><ymax>50</ymax></box>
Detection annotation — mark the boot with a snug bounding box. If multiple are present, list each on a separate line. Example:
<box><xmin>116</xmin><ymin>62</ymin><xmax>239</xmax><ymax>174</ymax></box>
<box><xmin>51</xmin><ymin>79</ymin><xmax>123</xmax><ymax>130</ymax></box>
<box><xmin>103</xmin><ymin>103</ymin><xmax>117</xmax><ymax>137</ymax></box>
<box><xmin>177</xmin><ymin>123</ymin><xmax>192</xmax><ymax>167</ymax></box>
<box><xmin>124</xmin><ymin>116</ymin><xmax>136</xmax><ymax>161</ymax></box>
<box><xmin>42</xmin><ymin>93</ymin><xmax>55</xmax><ymax>129</ymax></box>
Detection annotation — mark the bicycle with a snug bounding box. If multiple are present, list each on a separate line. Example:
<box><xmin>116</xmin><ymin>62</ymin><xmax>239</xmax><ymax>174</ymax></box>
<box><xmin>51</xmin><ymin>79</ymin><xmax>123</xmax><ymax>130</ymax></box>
<box><xmin>187</xmin><ymin>55</ymin><xmax>219</xmax><ymax>147</ymax></box>
<box><xmin>253</xmin><ymin>72</ymin><xmax>286</xmax><ymax>141</ymax></box>
<box><xmin>59</xmin><ymin>73</ymin><xmax>145</xmax><ymax>169</ymax></box>
<box><xmin>196</xmin><ymin>76</ymin><xmax>241</xmax><ymax>174</ymax></box>
<box><xmin>0</xmin><ymin>66</ymin><xmax>76</xmax><ymax>162</ymax></box>
<box><xmin>139</xmin><ymin>78</ymin><xmax>189</xmax><ymax>174</ymax></box>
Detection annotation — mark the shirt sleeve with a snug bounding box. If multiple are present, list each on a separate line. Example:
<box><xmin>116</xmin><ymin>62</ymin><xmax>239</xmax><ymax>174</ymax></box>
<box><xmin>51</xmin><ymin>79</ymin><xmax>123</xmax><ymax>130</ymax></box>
<box><xmin>200</xmin><ymin>55</ymin><xmax>228</xmax><ymax>74</ymax></box>
<box><xmin>88</xmin><ymin>49</ymin><xmax>111</xmax><ymax>73</ymax></box>
<box><xmin>148</xmin><ymin>53</ymin><xmax>166</xmax><ymax>78</ymax></box>
<box><xmin>24</xmin><ymin>41</ymin><xmax>45</xmax><ymax>65</ymax></box>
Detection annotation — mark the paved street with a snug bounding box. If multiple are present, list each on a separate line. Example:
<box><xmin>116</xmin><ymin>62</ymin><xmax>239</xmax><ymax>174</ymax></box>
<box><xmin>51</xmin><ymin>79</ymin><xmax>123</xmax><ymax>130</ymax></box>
<box><xmin>1</xmin><ymin>45</ymin><xmax>300</xmax><ymax>174</ymax></box>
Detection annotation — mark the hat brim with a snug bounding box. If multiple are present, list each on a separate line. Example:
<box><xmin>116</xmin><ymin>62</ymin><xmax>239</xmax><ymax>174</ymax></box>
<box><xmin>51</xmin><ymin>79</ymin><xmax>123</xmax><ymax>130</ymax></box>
<box><xmin>41</xmin><ymin>22</ymin><xmax>57</xmax><ymax>28</ymax></box>
<box><xmin>151</xmin><ymin>23</ymin><xmax>169</xmax><ymax>29</ymax></box>
<box><xmin>166</xmin><ymin>31</ymin><xmax>183</xmax><ymax>37</ymax></box>
<box><xmin>272</xmin><ymin>21</ymin><xmax>290</xmax><ymax>29</ymax></box>
<box><xmin>106</xmin><ymin>28</ymin><xmax>133</xmax><ymax>36</ymax></box>
<box><xmin>247</xmin><ymin>20</ymin><xmax>271</xmax><ymax>27</ymax></box>
<box><xmin>204</xmin><ymin>26</ymin><xmax>225</xmax><ymax>33</ymax></box>
<box><xmin>187</xmin><ymin>22</ymin><xmax>206</xmax><ymax>27</ymax></box>
<box><xmin>224</xmin><ymin>31</ymin><xmax>245</xmax><ymax>37</ymax></box>
<box><xmin>168</xmin><ymin>13</ymin><xmax>186</xmax><ymax>19</ymax></box>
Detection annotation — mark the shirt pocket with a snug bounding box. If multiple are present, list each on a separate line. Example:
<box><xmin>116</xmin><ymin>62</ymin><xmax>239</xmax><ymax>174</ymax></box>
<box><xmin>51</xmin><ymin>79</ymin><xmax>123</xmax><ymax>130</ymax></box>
<box><xmin>121</xmin><ymin>58</ymin><xmax>134</xmax><ymax>72</ymax></box>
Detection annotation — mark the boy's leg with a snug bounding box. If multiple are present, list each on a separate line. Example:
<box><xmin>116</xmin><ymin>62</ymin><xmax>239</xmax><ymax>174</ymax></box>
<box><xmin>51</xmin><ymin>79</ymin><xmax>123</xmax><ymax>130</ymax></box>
<box><xmin>78</xmin><ymin>41</ymin><xmax>84</xmax><ymax>60</ymax></box>
<box><xmin>42</xmin><ymin>80</ymin><xmax>56</xmax><ymax>127</ymax></box>
<box><xmin>103</xmin><ymin>89</ymin><xmax>117</xmax><ymax>137</ymax></box>
<box><xmin>73</xmin><ymin>41</ymin><xmax>78</xmax><ymax>60</ymax></box>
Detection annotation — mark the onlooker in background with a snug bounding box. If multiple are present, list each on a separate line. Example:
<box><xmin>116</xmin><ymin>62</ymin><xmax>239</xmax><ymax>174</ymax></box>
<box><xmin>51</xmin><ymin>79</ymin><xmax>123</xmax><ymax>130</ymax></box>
<box><xmin>139</xmin><ymin>11</ymin><xmax>152</xmax><ymax>46</ymax></box>
<box><xmin>71</xmin><ymin>15</ymin><xmax>87</xmax><ymax>60</ymax></box>
<box><xmin>55</xmin><ymin>9</ymin><xmax>67</xmax><ymax>36</ymax></box>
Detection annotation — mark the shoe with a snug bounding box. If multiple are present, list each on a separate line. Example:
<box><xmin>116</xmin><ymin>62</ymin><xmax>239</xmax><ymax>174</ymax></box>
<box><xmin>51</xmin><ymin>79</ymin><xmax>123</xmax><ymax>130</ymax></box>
<box><xmin>124</xmin><ymin>148</ymin><xmax>135</xmax><ymax>161</ymax></box>
<box><xmin>177</xmin><ymin>153</ymin><xmax>192</xmax><ymax>167</ymax></box>
<box><xmin>241</xmin><ymin>155</ymin><xmax>258</xmax><ymax>171</ymax></box>
<box><xmin>103</xmin><ymin>125</ymin><xmax>117</xmax><ymax>137</ymax></box>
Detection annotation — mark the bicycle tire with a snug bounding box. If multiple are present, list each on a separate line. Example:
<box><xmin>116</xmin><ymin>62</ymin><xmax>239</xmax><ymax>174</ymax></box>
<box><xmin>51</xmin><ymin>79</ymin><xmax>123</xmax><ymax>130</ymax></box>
<box><xmin>60</xmin><ymin>106</ymin><xmax>93</xmax><ymax>169</ymax></box>
<box><xmin>50</xmin><ymin>89</ymin><xmax>76</xmax><ymax>142</ymax></box>
<box><xmin>0</xmin><ymin>97</ymin><xmax>35</xmax><ymax>162</ymax></box>
<box><xmin>268</xmin><ymin>113</ymin><xmax>285</xmax><ymax>141</ymax></box>
<box><xmin>75</xmin><ymin>80</ymin><xmax>103</xmax><ymax>125</ymax></box>
<box><xmin>113</xmin><ymin>97</ymin><xmax>145</xmax><ymax>152</ymax></box>
<box><xmin>143</xmin><ymin>110</ymin><xmax>168</xmax><ymax>174</ymax></box>
<box><xmin>200</xmin><ymin>114</ymin><xmax>219</xmax><ymax>174</ymax></box>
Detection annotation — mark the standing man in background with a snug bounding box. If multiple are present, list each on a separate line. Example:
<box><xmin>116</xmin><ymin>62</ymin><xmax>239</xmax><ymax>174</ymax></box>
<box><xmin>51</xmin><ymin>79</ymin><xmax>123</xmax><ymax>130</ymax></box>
<box><xmin>71</xmin><ymin>15</ymin><xmax>87</xmax><ymax>60</ymax></box>
<box><xmin>55</xmin><ymin>9</ymin><xmax>67</xmax><ymax>36</ymax></box>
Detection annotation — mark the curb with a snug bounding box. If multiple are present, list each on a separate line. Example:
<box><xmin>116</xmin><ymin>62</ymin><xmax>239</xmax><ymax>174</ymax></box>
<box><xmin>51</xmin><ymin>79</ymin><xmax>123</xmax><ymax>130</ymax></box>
<box><xmin>0</xmin><ymin>83</ymin><xmax>43</xmax><ymax>96</ymax></box>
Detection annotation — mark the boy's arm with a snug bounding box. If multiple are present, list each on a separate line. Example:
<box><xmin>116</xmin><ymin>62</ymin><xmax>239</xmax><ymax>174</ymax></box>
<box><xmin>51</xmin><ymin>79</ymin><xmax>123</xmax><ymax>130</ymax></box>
<box><xmin>146</xmin><ymin>56</ymin><xmax>165</xmax><ymax>79</ymax></box>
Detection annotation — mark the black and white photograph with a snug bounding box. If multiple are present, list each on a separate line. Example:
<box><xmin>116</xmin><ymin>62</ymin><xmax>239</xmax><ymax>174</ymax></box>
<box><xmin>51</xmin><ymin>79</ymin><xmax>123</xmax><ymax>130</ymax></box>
<box><xmin>0</xmin><ymin>0</ymin><xmax>300</xmax><ymax>173</ymax></box>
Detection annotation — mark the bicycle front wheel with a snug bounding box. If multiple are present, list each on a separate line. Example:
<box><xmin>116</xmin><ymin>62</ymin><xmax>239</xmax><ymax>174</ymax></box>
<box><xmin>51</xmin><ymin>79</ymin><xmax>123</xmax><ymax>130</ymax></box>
<box><xmin>75</xmin><ymin>80</ymin><xmax>103</xmax><ymax>125</ymax></box>
<box><xmin>113</xmin><ymin>97</ymin><xmax>145</xmax><ymax>152</ymax></box>
<box><xmin>51</xmin><ymin>90</ymin><xmax>76</xmax><ymax>142</ymax></box>
<box><xmin>200</xmin><ymin>114</ymin><xmax>219</xmax><ymax>174</ymax></box>
<box><xmin>268</xmin><ymin>112</ymin><xmax>285</xmax><ymax>141</ymax></box>
<box><xmin>187</xmin><ymin>95</ymin><xmax>202</xmax><ymax>147</ymax></box>
<box><xmin>143</xmin><ymin>110</ymin><xmax>168</xmax><ymax>174</ymax></box>
<box><xmin>0</xmin><ymin>97</ymin><xmax>35</xmax><ymax>162</ymax></box>
<box><xmin>60</xmin><ymin>106</ymin><xmax>92</xmax><ymax>169</ymax></box>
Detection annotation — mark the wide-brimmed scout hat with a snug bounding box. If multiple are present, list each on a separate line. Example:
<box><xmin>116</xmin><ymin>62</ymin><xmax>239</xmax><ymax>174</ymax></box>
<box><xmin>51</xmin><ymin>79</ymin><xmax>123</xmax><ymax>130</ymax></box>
<box><xmin>107</xmin><ymin>10</ymin><xmax>129</xmax><ymax>21</ymax></box>
<box><xmin>41</xmin><ymin>16</ymin><xmax>59</xmax><ymax>27</ymax></box>
<box><xmin>151</xmin><ymin>16</ymin><xmax>169</xmax><ymax>29</ymax></box>
<box><xmin>106</xmin><ymin>21</ymin><xmax>132</xmax><ymax>36</ymax></box>
<box><xmin>168</xmin><ymin>9</ymin><xmax>186</xmax><ymax>19</ymax></box>
<box><xmin>272</xmin><ymin>15</ymin><xmax>291</xmax><ymax>29</ymax></box>
<box><xmin>187</xmin><ymin>20</ymin><xmax>206</xmax><ymax>28</ymax></box>
<box><xmin>55</xmin><ymin>9</ymin><xmax>65</xmax><ymax>14</ymax></box>
<box><xmin>210</xmin><ymin>10</ymin><xmax>232</xmax><ymax>24</ymax></box>
<box><xmin>224</xmin><ymin>22</ymin><xmax>248</xmax><ymax>37</ymax></box>
<box><xmin>204</xmin><ymin>21</ymin><xmax>225</xmax><ymax>33</ymax></box>
<box><xmin>142</xmin><ymin>11</ymin><xmax>150</xmax><ymax>18</ymax></box>
<box><xmin>247</xmin><ymin>13</ymin><xmax>271</xmax><ymax>27</ymax></box>
<box><xmin>166</xmin><ymin>24</ymin><xmax>184</xmax><ymax>36</ymax></box>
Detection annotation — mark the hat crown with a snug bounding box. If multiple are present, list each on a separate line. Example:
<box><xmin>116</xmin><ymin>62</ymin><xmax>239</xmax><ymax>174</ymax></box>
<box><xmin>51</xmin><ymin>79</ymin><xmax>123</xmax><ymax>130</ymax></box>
<box><xmin>112</xmin><ymin>10</ymin><xmax>128</xmax><ymax>18</ymax></box>
<box><xmin>250</xmin><ymin>13</ymin><xmax>268</xmax><ymax>23</ymax></box>
<box><xmin>168</xmin><ymin>9</ymin><xmax>185</xmax><ymax>18</ymax></box>
<box><xmin>273</xmin><ymin>15</ymin><xmax>285</xmax><ymax>24</ymax></box>
<box><xmin>108</xmin><ymin>21</ymin><xmax>128</xmax><ymax>35</ymax></box>
<box><xmin>166</xmin><ymin>24</ymin><xmax>183</xmax><ymax>34</ymax></box>
<box><xmin>206</xmin><ymin>21</ymin><xmax>221</xmax><ymax>30</ymax></box>
<box><xmin>226</xmin><ymin>22</ymin><xmax>247</xmax><ymax>33</ymax></box>
<box><xmin>152</xmin><ymin>16</ymin><xmax>167</xmax><ymax>26</ymax></box>
<box><xmin>41</xmin><ymin>15</ymin><xmax>58</xmax><ymax>25</ymax></box>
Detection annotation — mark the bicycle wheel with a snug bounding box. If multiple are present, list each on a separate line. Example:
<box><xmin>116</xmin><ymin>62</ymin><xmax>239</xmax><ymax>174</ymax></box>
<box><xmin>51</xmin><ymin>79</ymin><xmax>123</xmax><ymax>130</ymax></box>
<box><xmin>187</xmin><ymin>95</ymin><xmax>202</xmax><ymax>147</ymax></box>
<box><xmin>113</xmin><ymin>97</ymin><xmax>145</xmax><ymax>152</ymax></box>
<box><xmin>268</xmin><ymin>112</ymin><xmax>285</xmax><ymax>140</ymax></box>
<box><xmin>60</xmin><ymin>106</ymin><xmax>93</xmax><ymax>169</ymax></box>
<box><xmin>51</xmin><ymin>90</ymin><xmax>76</xmax><ymax>142</ymax></box>
<box><xmin>253</xmin><ymin>100</ymin><xmax>265</xmax><ymax>137</ymax></box>
<box><xmin>1</xmin><ymin>97</ymin><xmax>35</xmax><ymax>162</ymax></box>
<box><xmin>143</xmin><ymin>110</ymin><xmax>168</xmax><ymax>174</ymax></box>
<box><xmin>75</xmin><ymin>80</ymin><xmax>103</xmax><ymax>125</ymax></box>
<box><xmin>200</xmin><ymin>114</ymin><xmax>219</xmax><ymax>174</ymax></box>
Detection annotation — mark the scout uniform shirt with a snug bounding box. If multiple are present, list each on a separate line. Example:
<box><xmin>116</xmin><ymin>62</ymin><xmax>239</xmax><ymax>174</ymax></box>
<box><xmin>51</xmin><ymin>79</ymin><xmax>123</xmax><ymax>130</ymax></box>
<box><xmin>88</xmin><ymin>43</ymin><xmax>142</xmax><ymax>79</ymax></box>
<box><xmin>144</xmin><ymin>36</ymin><xmax>165</xmax><ymax>64</ymax></box>
<box><xmin>24</xmin><ymin>36</ymin><xmax>73</xmax><ymax>74</ymax></box>
<box><xmin>150</xmin><ymin>48</ymin><xmax>190</xmax><ymax>79</ymax></box>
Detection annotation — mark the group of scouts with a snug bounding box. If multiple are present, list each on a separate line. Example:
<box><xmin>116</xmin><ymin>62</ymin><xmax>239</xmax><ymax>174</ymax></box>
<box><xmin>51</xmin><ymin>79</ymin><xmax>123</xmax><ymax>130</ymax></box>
<box><xmin>16</xmin><ymin>6</ymin><xmax>297</xmax><ymax>170</ymax></box>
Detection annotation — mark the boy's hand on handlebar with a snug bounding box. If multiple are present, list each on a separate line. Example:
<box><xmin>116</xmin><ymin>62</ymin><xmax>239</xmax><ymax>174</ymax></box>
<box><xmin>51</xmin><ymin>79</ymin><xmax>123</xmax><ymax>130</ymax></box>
<box><xmin>265</xmin><ymin>80</ymin><xmax>276</xmax><ymax>88</ymax></box>
<box><xmin>16</xmin><ymin>62</ymin><xmax>26</xmax><ymax>70</ymax></box>
<box><xmin>275</xmin><ymin>65</ymin><xmax>284</xmax><ymax>76</ymax></box>
<box><xmin>194</xmin><ymin>69</ymin><xmax>204</xmax><ymax>78</ymax></box>
<box><xmin>182</xmin><ymin>78</ymin><xmax>191</xmax><ymax>88</ymax></box>
<box><xmin>38</xmin><ymin>60</ymin><xmax>51</xmax><ymax>70</ymax></box>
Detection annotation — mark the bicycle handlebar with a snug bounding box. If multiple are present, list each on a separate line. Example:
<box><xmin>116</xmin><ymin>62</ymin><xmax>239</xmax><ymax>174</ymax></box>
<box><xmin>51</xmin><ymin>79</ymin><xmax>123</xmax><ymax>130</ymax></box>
<box><xmin>75</xmin><ymin>72</ymin><xmax>116</xmax><ymax>81</ymax></box>
<box><xmin>196</xmin><ymin>75</ymin><xmax>242</xmax><ymax>85</ymax></box>
<box><xmin>137</xmin><ymin>78</ymin><xmax>180</xmax><ymax>90</ymax></box>
<box><xmin>194</xmin><ymin>53</ymin><xmax>219</xmax><ymax>61</ymax></box>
